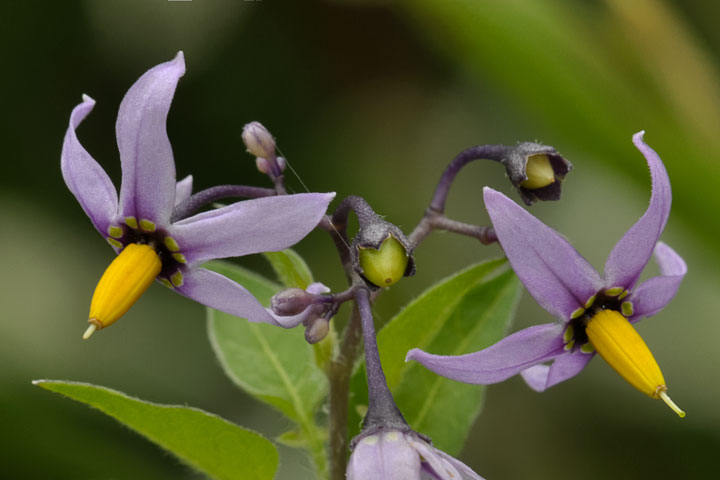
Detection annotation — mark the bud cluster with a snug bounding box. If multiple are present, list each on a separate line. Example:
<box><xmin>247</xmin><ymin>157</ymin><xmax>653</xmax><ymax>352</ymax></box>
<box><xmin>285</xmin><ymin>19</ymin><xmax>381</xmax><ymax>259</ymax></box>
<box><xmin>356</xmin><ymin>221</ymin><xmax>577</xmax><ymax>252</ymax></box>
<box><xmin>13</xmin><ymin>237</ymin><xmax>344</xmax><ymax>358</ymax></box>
<box><xmin>242</xmin><ymin>121</ymin><xmax>286</xmax><ymax>178</ymax></box>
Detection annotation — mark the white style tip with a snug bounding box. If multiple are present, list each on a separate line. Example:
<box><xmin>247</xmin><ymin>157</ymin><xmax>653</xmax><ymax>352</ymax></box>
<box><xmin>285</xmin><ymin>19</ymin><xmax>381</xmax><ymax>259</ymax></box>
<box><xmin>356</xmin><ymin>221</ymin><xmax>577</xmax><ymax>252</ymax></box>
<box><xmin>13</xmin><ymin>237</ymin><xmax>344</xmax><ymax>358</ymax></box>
<box><xmin>659</xmin><ymin>390</ymin><xmax>685</xmax><ymax>418</ymax></box>
<box><xmin>83</xmin><ymin>323</ymin><xmax>97</xmax><ymax>340</ymax></box>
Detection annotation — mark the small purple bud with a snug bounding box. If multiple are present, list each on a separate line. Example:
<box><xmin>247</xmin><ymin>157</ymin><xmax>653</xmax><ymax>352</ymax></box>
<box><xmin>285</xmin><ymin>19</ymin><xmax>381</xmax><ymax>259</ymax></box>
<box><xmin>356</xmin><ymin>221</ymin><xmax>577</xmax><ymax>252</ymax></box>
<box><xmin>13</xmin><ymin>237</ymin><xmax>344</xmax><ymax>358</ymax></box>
<box><xmin>255</xmin><ymin>157</ymin><xmax>272</xmax><ymax>174</ymax></box>
<box><xmin>271</xmin><ymin>288</ymin><xmax>313</xmax><ymax>316</ymax></box>
<box><xmin>242</xmin><ymin>121</ymin><xmax>276</xmax><ymax>159</ymax></box>
<box><xmin>305</xmin><ymin>317</ymin><xmax>330</xmax><ymax>344</ymax></box>
<box><xmin>276</xmin><ymin>156</ymin><xmax>287</xmax><ymax>173</ymax></box>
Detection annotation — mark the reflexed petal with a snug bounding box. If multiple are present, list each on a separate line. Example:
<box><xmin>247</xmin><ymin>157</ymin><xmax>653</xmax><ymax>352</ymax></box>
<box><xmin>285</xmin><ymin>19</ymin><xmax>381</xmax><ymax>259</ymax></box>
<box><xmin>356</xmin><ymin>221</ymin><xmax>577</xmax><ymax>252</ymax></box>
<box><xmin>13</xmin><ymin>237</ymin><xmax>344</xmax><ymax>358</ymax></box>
<box><xmin>61</xmin><ymin>95</ymin><xmax>119</xmax><ymax>234</ymax></box>
<box><xmin>410</xmin><ymin>438</ymin><xmax>461</xmax><ymax>480</ymax></box>
<box><xmin>116</xmin><ymin>52</ymin><xmax>185</xmax><ymax>225</ymax></box>
<box><xmin>264</xmin><ymin>307</ymin><xmax>312</xmax><ymax>329</ymax></box>
<box><xmin>175</xmin><ymin>268</ymin><xmax>281</xmax><ymax>326</ymax></box>
<box><xmin>604</xmin><ymin>132</ymin><xmax>672</xmax><ymax>290</ymax></box>
<box><xmin>484</xmin><ymin>188</ymin><xmax>602</xmax><ymax>319</ymax></box>
<box><xmin>520</xmin><ymin>351</ymin><xmax>594</xmax><ymax>392</ymax></box>
<box><xmin>172</xmin><ymin>193</ymin><xmax>335</xmax><ymax>265</ymax></box>
<box><xmin>654</xmin><ymin>240</ymin><xmax>687</xmax><ymax>276</ymax></box>
<box><xmin>433</xmin><ymin>449</ymin><xmax>484</xmax><ymax>480</ymax></box>
<box><xmin>306</xmin><ymin>282</ymin><xmax>331</xmax><ymax>295</ymax></box>
<box><xmin>347</xmin><ymin>432</ymin><xmax>421</xmax><ymax>480</ymax></box>
<box><xmin>175</xmin><ymin>175</ymin><xmax>193</xmax><ymax>206</ymax></box>
<box><xmin>406</xmin><ymin>323</ymin><xmax>565</xmax><ymax>385</ymax></box>
<box><xmin>630</xmin><ymin>242</ymin><xmax>686</xmax><ymax>321</ymax></box>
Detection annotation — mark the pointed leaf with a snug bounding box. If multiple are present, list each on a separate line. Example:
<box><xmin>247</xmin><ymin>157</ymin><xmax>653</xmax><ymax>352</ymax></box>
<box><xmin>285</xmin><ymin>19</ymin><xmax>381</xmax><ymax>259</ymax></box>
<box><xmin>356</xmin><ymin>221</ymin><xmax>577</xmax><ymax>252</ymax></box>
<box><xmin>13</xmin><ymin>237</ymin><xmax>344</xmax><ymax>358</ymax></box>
<box><xmin>263</xmin><ymin>249</ymin><xmax>314</xmax><ymax>289</ymax></box>
<box><xmin>205</xmin><ymin>260</ymin><xmax>328</xmax><ymax>477</ymax></box>
<box><xmin>33</xmin><ymin>380</ymin><xmax>278</xmax><ymax>480</ymax></box>
<box><xmin>349</xmin><ymin>259</ymin><xmax>522</xmax><ymax>454</ymax></box>
<box><xmin>382</xmin><ymin>258</ymin><xmax>510</xmax><ymax>390</ymax></box>
<box><xmin>394</xmin><ymin>268</ymin><xmax>521</xmax><ymax>454</ymax></box>
<box><xmin>205</xmin><ymin>261</ymin><xmax>327</xmax><ymax>423</ymax></box>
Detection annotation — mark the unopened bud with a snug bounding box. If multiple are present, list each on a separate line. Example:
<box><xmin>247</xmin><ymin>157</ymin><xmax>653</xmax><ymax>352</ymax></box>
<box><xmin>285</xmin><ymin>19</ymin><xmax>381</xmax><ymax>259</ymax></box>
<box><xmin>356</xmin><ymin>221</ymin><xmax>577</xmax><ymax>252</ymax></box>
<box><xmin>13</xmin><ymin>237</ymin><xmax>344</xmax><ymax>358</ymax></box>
<box><xmin>271</xmin><ymin>288</ymin><xmax>313</xmax><ymax>316</ymax></box>
<box><xmin>502</xmin><ymin>142</ymin><xmax>571</xmax><ymax>205</ymax></box>
<box><xmin>521</xmin><ymin>154</ymin><xmax>555</xmax><ymax>189</ymax></box>
<box><xmin>276</xmin><ymin>156</ymin><xmax>287</xmax><ymax>173</ymax></box>
<box><xmin>255</xmin><ymin>157</ymin><xmax>272</xmax><ymax>174</ymax></box>
<box><xmin>305</xmin><ymin>317</ymin><xmax>330</xmax><ymax>344</ymax></box>
<box><xmin>242</xmin><ymin>121</ymin><xmax>276</xmax><ymax>159</ymax></box>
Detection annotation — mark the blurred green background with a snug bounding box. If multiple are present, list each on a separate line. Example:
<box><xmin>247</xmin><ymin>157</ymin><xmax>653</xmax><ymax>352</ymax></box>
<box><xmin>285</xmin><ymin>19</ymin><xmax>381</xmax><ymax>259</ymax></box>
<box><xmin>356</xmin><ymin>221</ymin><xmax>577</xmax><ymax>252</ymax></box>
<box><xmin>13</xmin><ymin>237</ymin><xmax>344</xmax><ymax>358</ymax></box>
<box><xmin>2</xmin><ymin>0</ymin><xmax>719</xmax><ymax>478</ymax></box>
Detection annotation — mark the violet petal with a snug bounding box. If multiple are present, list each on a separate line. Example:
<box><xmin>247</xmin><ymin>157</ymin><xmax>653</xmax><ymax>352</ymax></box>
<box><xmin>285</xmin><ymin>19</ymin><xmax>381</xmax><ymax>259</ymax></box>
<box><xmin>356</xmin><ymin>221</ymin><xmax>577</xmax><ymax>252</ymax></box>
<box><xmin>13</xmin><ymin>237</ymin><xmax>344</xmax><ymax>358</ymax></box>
<box><xmin>484</xmin><ymin>187</ymin><xmax>603</xmax><ymax>319</ymax></box>
<box><xmin>630</xmin><ymin>241</ymin><xmax>687</xmax><ymax>321</ymax></box>
<box><xmin>433</xmin><ymin>449</ymin><xmax>485</xmax><ymax>480</ymax></box>
<box><xmin>175</xmin><ymin>175</ymin><xmax>193</xmax><ymax>206</ymax></box>
<box><xmin>604</xmin><ymin>132</ymin><xmax>672</xmax><ymax>290</ymax></box>
<box><xmin>410</xmin><ymin>437</ymin><xmax>460</xmax><ymax>480</ymax></box>
<box><xmin>520</xmin><ymin>351</ymin><xmax>594</xmax><ymax>392</ymax></box>
<box><xmin>116</xmin><ymin>52</ymin><xmax>185</xmax><ymax>225</ymax></box>
<box><xmin>61</xmin><ymin>95</ymin><xmax>119</xmax><ymax>235</ymax></box>
<box><xmin>171</xmin><ymin>193</ymin><xmax>334</xmax><ymax>266</ymax></box>
<box><xmin>175</xmin><ymin>268</ymin><xmax>281</xmax><ymax>325</ymax></box>
<box><xmin>406</xmin><ymin>323</ymin><xmax>565</xmax><ymax>385</ymax></box>
<box><xmin>347</xmin><ymin>432</ymin><xmax>421</xmax><ymax>480</ymax></box>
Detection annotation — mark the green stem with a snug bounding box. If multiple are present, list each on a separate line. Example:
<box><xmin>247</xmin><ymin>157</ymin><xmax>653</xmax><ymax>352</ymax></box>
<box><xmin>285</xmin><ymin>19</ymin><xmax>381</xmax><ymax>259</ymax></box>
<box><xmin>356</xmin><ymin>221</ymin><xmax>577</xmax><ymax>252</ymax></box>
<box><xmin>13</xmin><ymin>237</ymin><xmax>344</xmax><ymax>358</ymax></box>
<box><xmin>301</xmin><ymin>420</ymin><xmax>328</xmax><ymax>480</ymax></box>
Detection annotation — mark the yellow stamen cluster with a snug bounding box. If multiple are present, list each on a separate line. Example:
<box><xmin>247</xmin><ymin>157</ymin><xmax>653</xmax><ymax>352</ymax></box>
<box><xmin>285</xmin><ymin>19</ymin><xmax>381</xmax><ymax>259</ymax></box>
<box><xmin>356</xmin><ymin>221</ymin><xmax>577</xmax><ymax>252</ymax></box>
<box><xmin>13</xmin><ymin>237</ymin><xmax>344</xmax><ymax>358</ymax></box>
<box><xmin>586</xmin><ymin>309</ymin><xmax>685</xmax><ymax>417</ymax></box>
<box><xmin>85</xmin><ymin>243</ymin><xmax>162</xmax><ymax>339</ymax></box>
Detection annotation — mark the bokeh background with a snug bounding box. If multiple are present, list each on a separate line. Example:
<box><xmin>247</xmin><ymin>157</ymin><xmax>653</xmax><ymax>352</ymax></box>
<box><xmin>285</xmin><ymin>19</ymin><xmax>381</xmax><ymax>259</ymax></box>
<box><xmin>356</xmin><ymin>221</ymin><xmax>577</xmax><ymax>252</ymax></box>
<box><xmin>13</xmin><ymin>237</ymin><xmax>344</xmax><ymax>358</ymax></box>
<box><xmin>2</xmin><ymin>0</ymin><xmax>719</xmax><ymax>478</ymax></box>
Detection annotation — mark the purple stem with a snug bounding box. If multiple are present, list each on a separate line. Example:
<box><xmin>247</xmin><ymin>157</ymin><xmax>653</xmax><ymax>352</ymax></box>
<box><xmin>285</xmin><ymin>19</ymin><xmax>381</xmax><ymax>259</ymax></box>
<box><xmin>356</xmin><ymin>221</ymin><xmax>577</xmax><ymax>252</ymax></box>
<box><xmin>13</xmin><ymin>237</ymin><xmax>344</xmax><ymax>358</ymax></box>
<box><xmin>429</xmin><ymin>144</ymin><xmax>509</xmax><ymax>213</ymax></box>
<box><xmin>170</xmin><ymin>184</ymin><xmax>275</xmax><ymax>222</ymax></box>
<box><xmin>354</xmin><ymin>287</ymin><xmax>407</xmax><ymax>431</ymax></box>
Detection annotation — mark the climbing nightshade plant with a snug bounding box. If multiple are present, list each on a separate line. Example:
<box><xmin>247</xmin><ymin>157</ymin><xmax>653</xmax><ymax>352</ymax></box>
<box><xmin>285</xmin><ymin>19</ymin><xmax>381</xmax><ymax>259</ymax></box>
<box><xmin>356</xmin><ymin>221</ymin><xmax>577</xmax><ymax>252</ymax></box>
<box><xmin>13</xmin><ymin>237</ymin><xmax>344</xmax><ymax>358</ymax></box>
<box><xmin>36</xmin><ymin>53</ymin><xmax>686</xmax><ymax>480</ymax></box>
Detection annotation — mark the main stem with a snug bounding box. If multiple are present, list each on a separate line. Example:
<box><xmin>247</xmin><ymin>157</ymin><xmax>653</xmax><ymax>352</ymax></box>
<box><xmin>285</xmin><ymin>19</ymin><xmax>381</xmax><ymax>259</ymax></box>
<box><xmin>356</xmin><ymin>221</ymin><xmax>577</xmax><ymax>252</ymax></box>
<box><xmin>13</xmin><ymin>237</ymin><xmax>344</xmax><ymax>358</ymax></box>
<box><xmin>354</xmin><ymin>287</ymin><xmax>407</xmax><ymax>431</ymax></box>
<box><xmin>328</xmin><ymin>303</ymin><xmax>363</xmax><ymax>480</ymax></box>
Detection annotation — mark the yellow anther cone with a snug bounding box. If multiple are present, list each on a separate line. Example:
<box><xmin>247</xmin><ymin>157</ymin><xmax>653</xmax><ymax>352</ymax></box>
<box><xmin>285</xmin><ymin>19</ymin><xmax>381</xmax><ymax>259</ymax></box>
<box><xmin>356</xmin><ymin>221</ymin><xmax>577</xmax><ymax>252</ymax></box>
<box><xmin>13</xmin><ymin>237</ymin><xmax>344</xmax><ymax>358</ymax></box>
<box><xmin>586</xmin><ymin>309</ymin><xmax>684</xmax><ymax>417</ymax></box>
<box><xmin>86</xmin><ymin>243</ymin><xmax>162</xmax><ymax>338</ymax></box>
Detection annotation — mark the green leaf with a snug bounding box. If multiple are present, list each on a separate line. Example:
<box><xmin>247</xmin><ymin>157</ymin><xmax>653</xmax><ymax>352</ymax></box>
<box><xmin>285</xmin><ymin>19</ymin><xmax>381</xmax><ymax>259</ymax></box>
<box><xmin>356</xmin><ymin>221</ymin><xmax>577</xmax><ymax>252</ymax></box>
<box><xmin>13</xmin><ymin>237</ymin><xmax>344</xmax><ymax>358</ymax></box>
<box><xmin>33</xmin><ymin>380</ymin><xmax>278</xmax><ymax>480</ymax></box>
<box><xmin>394</xmin><ymin>268</ymin><xmax>521</xmax><ymax>454</ymax></box>
<box><xmin>205</xmin><ymin>260</ymin><xmax>328</xmax><ymax>477</ymax></box>
<box><xmin>349</xmin><ymin>259</ymin><xmax>522</xmax><ymax>454</ymax></box>
<box><xmin>263</xmin><ymin>249</ymin><xmax>314</xmax><ymax>289</ymax></box>
<box><xmin>261</xmin><ymin>249</ymin><xmax>337</xmax><ymax>374</ymax></box>
<box><xmin>380</xmin><ymin>258</ymin><xmax>511</xmax><ymax>390</ymax></box>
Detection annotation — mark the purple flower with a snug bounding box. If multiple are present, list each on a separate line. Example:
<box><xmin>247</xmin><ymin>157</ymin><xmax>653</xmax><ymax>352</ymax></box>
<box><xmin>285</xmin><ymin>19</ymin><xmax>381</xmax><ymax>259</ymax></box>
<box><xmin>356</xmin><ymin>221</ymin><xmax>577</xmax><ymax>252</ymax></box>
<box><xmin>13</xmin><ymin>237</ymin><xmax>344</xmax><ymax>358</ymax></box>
<box><xmin>61</xmin><ymin>52</ymin><xmax>334</xmax><ymax>336</ymax></box>
<box><xmin>347</xmin><ymin>429</ymin><xmax>483</xmax><ymax>480</ymax></box>
<box><xmin>407</xmin><ymin>132</ymin><xmax>687</xmax><ymax>414</ymax></box>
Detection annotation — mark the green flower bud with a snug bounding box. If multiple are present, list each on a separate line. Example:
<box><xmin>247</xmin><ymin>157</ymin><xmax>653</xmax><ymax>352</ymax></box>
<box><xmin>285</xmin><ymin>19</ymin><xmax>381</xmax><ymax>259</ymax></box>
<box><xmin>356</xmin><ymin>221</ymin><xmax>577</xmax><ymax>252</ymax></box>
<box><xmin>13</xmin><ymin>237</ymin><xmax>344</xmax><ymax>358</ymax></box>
<box><xmin>520</xmin><ymin>154</ymin><xmax>555</xmax><ymax>189</ymax></box>
<box><xmin>358</xmin><ymin>235</ymin><xmax>409</xmax><ymax>288</ymax></box>
<box><xmin>501</xmin><ymin>142</ymin><xmax>572</xmax><ymax>205</ymax></box>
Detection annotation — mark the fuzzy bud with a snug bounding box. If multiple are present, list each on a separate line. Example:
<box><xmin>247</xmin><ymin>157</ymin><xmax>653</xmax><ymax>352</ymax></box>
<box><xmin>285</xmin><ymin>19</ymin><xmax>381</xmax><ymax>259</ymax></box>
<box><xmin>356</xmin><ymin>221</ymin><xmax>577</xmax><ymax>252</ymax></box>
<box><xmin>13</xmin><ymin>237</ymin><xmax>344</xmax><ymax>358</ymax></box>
<box><xmin>271</xmin><ymin>288</ymin><xmax>313</xmax><ymax>316</ymax></box>
<box><xmin>305</xmin><ymin>317</ymin><xmax>330</xmax><ymax>344</ymax></box>
<box><xmin>255</xmin><ymin>157</ymin><xmax>272</xmax><ymax>174</ymax></box>
<box><xmin>242</xmin><ymin>121</ymin><xmax>276</xmax><ymax>159</ymax></box>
